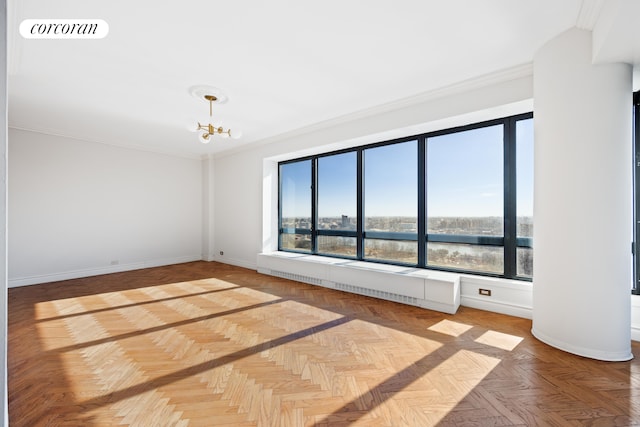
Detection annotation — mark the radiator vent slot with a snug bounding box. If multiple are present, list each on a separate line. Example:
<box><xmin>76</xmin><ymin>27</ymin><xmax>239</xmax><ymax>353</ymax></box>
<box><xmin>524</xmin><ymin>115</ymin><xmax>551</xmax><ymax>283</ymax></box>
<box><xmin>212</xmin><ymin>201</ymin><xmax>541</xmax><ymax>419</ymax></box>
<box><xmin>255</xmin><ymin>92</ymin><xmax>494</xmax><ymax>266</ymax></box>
<box><xmin>334</xmin><ymin>282</ymin><xmax>418</xmax><ymax>306</ymax></box>
<box><xmin>269</xmin><ymin>270</ymin><xmax>323</xmax><ymax>286</ymax></box>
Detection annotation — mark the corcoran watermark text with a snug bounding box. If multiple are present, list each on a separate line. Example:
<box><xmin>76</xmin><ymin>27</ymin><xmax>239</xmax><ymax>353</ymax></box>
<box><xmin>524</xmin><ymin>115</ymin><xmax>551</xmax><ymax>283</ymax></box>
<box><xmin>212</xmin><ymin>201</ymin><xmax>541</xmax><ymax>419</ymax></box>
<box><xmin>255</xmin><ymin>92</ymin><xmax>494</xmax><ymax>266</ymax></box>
<box><xmin>20</xmin><ymin>19</ymin><xmax>109</xmax><ymax>39</ymax></box>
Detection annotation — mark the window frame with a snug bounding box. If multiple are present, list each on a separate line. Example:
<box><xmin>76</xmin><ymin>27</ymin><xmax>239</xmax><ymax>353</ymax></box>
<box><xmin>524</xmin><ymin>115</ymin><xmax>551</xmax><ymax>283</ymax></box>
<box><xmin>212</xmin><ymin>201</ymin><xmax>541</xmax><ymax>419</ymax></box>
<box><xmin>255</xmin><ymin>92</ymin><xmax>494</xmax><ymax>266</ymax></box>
<box><xmin>315</xmin><ymin>149</ymin><xmax>359</xmax><ymax>258</ymax></box>
<box><xmin>278</xmin><ymin>156</ymin><xmax>314</xmax><ymax>254</ymax></box>
<box><xmin>362</xmin><ymin>137</ymin><xmax>420</xmax><ymax>265</ymax></box>
<box><xmin>278</xmin><ymin>112</ymin><xmax>534</xmax><ymax>280</ymax></box>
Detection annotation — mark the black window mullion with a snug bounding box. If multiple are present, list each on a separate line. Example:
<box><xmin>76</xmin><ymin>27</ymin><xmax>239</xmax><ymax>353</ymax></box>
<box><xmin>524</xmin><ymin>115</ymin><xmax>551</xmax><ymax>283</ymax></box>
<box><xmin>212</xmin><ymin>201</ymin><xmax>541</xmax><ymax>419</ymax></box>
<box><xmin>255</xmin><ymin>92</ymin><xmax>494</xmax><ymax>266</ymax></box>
<box><xmin>503</xmin><ymin>119</ymin><xmax>517</xmax><ymax>278</ymax></box>
<box><xmin>357</xmin><ymin>149</ymin><xmax>364</xmax><ymax>259</ymax></box>
<box><xmin>418</xmin><ymin>136</ymin><xmax>426</xmax><ymax>267</ymax></box>
<box><xmin>277</xmin><ymin>164</ymin><xmax>283</xmax><ymax>250</ymax></box>
<box><xmin>427</xmin><ymin>234</ymin><xmax>503</xmax><ymax>246</ymax></box>
<box><xmin>311</xmin><ymin>158</ymin><xmax>318</xmax><ymax>254</ymax></box>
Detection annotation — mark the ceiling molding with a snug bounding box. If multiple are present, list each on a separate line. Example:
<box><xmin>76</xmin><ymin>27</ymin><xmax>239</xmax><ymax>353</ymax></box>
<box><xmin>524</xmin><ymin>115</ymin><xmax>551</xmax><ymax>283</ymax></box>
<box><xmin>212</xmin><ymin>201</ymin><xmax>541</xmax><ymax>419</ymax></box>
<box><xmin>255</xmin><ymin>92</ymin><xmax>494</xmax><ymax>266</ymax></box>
<box><xmin>8</xmin><ymin>124</ymin><xmax>202</xmax><ymax>161</ymax></box>
<box><xmin>576</xmin><ymin>0</ymin><xmax>605</xmax><ymax>30</ymax></box>
<box><xmin>591</xmin><ymin>0</ymin><xmax>640</xmax><ymax>65</ymax></box>
<box><xmin>214</xmin><ymin>62</ymin><xmax>534</xmax><ymax>160</ymax></box>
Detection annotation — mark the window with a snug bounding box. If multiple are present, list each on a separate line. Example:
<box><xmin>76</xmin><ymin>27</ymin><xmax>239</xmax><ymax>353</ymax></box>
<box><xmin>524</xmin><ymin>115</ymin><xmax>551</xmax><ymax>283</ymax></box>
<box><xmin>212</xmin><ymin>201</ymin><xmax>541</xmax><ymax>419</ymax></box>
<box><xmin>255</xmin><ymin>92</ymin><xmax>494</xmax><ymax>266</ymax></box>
<box><xmin>364</xmin><ymin>140</ymin><xmax>418</xmax><ymax>264</ymax></box>
<box><xmin>279</xmin><ymin>159</ymin><xmax>312</xmax><ymax>252</ymax></box>
<box><xmin>278</xmin><ymin>112</ymin><xmax>534</xmax><ymax>280</ymax></box>
<box><xmin>427</xmin><ymin>124</ymin><xmax>504</xmax><ymax>274</ymax></box>
<box><xmin>516</xmin><ymin>118</ymin><xmax>534</xmax><ymax>278</ymax></box>
<box><xmin>317</xmin><ymin>152</ymin><xmax>357</xmax><ymax>257</ymax></box>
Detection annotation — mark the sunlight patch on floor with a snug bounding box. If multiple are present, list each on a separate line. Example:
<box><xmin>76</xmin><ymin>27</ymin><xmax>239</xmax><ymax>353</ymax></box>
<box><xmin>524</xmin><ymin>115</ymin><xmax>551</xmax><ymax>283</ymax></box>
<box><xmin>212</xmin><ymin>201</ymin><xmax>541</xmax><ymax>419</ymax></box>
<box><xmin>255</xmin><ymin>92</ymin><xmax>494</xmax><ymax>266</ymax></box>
<box><xmin>427</xmin><ymin>319</ymin><xmax>474</xmax><ymax>337</ymax></box>
<box><xmin>474</xmin><ymin>330</ymin><xmax>524</xmax><ymax>351</ymax></box>
<box><xmin>415</xmin><ymin>349</ymin><xmax>502</xmax><ymax>424</ymax></box>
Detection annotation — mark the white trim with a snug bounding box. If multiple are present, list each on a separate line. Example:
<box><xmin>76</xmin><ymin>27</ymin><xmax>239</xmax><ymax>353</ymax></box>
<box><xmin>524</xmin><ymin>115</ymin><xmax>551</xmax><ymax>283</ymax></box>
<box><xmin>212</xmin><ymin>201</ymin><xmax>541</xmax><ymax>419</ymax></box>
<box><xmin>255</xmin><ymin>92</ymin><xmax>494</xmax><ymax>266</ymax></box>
<box><xmin>532</xmin><ymin>326</ymin><xmax>633</xmax><ymax>362</ymax></box>
<box><xmin>576</xmin><ymin>0</ymin><xmax>606</xmax><ymax>30</ymax></box>
<box><xmin>8</xmin><ymin>255</ymin><xmax>201</xmax><ymax>287</ymax></box>
<box><xmin>461</xmin><ymin>295</ymin><xmax>532</xmax><ymax>319</ymax></box>
<box><xmin>8</xmin><ymin>125</ymin><xmax>201</xmax><ymax>161</ymax></box>
<box><xmin>212</xmin><ymin>255</ymin><xmax>257</xmax><ymax>270</ymax></box>
<box><xmin>215</xmin><ymin>63</ymin><xmax>534</xmax><ymax>160</ymax></box>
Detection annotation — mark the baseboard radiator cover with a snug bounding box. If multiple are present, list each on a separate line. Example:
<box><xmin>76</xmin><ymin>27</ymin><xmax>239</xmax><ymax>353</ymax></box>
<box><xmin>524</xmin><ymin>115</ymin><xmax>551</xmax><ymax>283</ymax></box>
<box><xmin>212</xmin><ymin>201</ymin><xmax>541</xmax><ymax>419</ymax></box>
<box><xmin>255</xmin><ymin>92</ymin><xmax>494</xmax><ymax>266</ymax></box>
<box><xmin>264</xmin><ymin>269</ymin><xmax>421</xmax><ymax>307</ymax></box>
<box><xmin>334</xmin><ymin>282</ymin><xmax>419</xmax><ymax>306</ymax></box>
<box><xmin>256</xmin><ymin>253</ymin><xmax>460</xmax><ymax>314</ymax></box>
<box><xmin>264</xmin><ymin>269</ymin><xmax>323</xmax><ymax>286</ymax></box>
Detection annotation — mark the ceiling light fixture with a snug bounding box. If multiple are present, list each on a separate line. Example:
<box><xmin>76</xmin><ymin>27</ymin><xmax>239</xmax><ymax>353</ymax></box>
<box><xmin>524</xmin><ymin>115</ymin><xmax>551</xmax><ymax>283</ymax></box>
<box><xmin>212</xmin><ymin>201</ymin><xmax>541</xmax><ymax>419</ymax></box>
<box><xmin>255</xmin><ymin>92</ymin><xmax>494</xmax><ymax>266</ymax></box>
<box><xmin>190</xmin><ymin>86</ymin><xmax>241</xmax><ymax>143</ymax></box>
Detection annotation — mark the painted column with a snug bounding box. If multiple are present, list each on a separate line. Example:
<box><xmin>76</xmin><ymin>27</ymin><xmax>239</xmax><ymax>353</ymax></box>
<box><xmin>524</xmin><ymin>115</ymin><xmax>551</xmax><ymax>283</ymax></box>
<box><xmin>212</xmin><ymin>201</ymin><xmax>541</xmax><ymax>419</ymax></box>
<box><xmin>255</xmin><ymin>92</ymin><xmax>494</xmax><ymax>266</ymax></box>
<box><xmin>532</xmin><ymin>28</ymin><xmax>633</xmax><ymax>361</ymax></box>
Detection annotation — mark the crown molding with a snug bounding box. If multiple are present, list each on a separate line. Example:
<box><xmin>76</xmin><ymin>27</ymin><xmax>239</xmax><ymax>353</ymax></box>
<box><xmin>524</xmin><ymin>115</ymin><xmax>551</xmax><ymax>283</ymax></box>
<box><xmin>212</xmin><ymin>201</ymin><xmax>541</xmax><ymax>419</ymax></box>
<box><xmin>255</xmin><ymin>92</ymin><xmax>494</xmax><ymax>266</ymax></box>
<box><xmin>9</xmin><ymin>62</ymin><xmax>534</xmax><ymax>163</ymax></box>
<box><xmin>215</xmin><ymin>62</ymin><xmax>534</xmax><ymax>160</ymax></box>
<box><xmin>8</xmin><ymin>124</ymin><xmax>202</xmax><ymax>160</ymax></box>
<box><xmin>576</xmin><ymin>0</ymin><xmax>605</xmax><ymax>30</ymax></box>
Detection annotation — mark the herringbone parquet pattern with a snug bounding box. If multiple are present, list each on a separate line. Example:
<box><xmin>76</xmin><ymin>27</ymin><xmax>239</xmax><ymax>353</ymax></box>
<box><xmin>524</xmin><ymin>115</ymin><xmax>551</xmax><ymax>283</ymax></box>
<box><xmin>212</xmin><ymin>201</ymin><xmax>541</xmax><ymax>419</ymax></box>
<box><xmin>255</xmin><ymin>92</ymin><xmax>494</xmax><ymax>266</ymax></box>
<box><xmin>8</xmin><ymin>261</ymin><xmax>640</xmax><ymax>426</ymax></box>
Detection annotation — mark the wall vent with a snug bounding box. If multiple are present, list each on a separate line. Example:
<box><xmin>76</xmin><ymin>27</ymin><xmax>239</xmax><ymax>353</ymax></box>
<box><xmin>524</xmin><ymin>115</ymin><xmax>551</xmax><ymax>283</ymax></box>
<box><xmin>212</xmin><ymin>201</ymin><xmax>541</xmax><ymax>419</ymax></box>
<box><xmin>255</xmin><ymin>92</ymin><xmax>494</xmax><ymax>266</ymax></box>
<box><xmin>334</xmin><ymin>282</ymin><xmax>418</xmax><ymax>306</ymax></box>
<box><xmin>269</xmin><ymin>270</ymin><xmax>323</xmax><ymax>286</ymax></box>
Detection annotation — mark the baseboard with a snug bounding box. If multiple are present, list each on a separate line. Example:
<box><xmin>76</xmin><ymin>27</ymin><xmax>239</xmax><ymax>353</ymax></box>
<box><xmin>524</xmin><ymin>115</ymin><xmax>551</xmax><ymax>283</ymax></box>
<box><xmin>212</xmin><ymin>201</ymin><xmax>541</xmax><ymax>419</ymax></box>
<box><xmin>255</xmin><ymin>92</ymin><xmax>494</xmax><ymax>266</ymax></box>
<box><xmin>212</xmin><ymin>255</ymin><xmax>257</xmax><ymax>270</ymax></box>
<box><xmin>461</xmin><ymin>295</ymin><xmax>533</xmax><ymax>319</ymax></box>
<box><xmin>532</xmin><ymin>326</ymin><xmax>633</xmax><ymax>362</ymax></box>
<box><xmin>8</xmin><ymin>255</ymin><xmax>202</xmax><ymax>287</ymax></box>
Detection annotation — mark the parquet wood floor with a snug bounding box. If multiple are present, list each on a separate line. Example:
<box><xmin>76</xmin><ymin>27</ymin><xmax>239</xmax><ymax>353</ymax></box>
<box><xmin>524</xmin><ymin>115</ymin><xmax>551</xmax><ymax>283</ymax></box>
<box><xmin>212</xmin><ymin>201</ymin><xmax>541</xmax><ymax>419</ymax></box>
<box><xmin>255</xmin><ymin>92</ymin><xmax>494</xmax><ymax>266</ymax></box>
<box><xmin>8</xmin><ymin>261</ymin><xmax>640</xmax><ymax>426</ymax></box>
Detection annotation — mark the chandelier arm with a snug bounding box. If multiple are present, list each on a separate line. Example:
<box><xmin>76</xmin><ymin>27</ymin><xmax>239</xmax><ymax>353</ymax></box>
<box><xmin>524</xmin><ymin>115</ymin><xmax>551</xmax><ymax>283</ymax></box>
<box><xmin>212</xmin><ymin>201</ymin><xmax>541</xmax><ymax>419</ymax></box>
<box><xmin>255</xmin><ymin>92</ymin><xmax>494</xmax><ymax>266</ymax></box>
<box><xmin>194</xmin><ymin>91</ymin><xmax>239</xmax><ymax>142</ymax></box>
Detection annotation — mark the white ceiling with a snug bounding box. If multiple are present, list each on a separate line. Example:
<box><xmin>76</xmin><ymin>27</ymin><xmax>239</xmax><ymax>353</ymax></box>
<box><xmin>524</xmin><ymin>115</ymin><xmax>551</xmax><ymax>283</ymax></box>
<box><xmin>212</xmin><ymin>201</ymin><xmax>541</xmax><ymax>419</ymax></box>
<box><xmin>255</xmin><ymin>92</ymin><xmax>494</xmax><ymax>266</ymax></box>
<box><xmin>6</xmin><ymin>0</ymin><xmax>634</xmax><ymax>159</ymax></box>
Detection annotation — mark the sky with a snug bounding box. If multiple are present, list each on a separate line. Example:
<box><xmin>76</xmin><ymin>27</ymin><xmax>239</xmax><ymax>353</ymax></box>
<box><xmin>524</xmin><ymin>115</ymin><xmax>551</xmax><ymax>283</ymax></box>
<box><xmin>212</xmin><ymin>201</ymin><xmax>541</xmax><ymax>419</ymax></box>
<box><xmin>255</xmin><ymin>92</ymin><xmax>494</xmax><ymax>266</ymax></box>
<box><xmin>280</xmin><ymin>118</ymin><xmax>534</xmax><ymax>218</ymax></box>
<box><xmin>427</xmin><ymin>125</ymin><xmax>503</xmax><ymax>217</ymax></box>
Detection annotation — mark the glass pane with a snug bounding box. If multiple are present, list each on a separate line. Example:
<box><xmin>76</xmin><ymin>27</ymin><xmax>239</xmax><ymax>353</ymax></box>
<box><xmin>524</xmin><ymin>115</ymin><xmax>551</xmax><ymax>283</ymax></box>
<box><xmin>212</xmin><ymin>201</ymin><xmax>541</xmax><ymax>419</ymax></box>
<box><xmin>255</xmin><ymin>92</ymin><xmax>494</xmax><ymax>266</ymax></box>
<box><xmin>517</xmin><ymin>247</ymin><xmax>533</xmax><ymax>278</ymax></box>
<box><xmin>516</xmin><ymin>118</ymin><xmax>534</xmax><ymax>238</ymax></box>
<box><xmin>280</xmin><ymin>160</ymin><xmax>311</xmax><ymax>229</ymax></box>
<box><xmin>317</xmin><ymin>152</ymin><xmax>357</xmax><ymax>231</ymax></box>
<box><xmin>280</xmin><ymin>233</ymin><xmax>312</xmax><ymax>251</ymax></box>
<box><xmin>427</xmin><ymin>125</ymin><xmax>504</xmax><ymax>236</ymax></box>
<box><xmin>364</xmin><ymin>141</ymin><xmax>418</xmax><ymax>233</ymax></box>
<box><xmin>427</xmin><ymin>242</ymin><xmax>503</xmax><ymax>274</ymax></box>
<box><xmin>365</xmin><ymin>239</ymin><xmax>417</xmax><ymax>264</ymax></box>
<box><xmin>317</xmin><ymin>236</ymin><xmax>357</xmax><ymax>257</ymax></box>
<box><xmin>280</xmin><ymin>160</ymin><xmax>312</xmax><ymax>252</ymax></box>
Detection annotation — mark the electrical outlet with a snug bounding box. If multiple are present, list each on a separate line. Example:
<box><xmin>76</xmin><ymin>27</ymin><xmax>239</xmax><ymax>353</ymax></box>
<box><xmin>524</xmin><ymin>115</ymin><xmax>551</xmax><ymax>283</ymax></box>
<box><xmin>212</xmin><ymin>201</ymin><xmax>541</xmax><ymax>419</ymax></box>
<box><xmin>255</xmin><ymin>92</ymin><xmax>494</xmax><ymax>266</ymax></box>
<box><xmin>219</xmin><ymin>251</ymin><xmax>224</xmax><ymax>256</ymax></box>
<box><xmin>479</xmin><ymin>288</ymin><xmax>491</xmax><ymax>296</ymax></box>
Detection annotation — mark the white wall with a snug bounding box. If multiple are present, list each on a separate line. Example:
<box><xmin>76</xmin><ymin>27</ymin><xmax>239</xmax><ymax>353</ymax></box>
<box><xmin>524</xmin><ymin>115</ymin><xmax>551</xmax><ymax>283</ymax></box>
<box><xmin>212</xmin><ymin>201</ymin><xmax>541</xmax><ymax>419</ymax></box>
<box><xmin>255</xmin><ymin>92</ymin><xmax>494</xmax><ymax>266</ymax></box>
<box><xmin>8</xmin><ymin>129</ymin><xmax>203</xmax><ymax>286</ymax></box>
<box><xmin>213</xmin><ymin>147</ymin><xmax>264</xmax><ymax>269</ymax></box>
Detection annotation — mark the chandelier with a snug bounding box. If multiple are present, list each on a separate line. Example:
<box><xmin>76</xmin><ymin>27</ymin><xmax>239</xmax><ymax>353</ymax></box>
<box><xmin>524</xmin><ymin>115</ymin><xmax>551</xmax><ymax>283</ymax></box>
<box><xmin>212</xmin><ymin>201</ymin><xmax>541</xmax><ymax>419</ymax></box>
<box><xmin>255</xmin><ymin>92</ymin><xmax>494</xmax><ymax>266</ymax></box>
<box><xmin>191</xmin><ymin>86</ymin><xmax>241</xmax><ymax>143</ymax></box>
